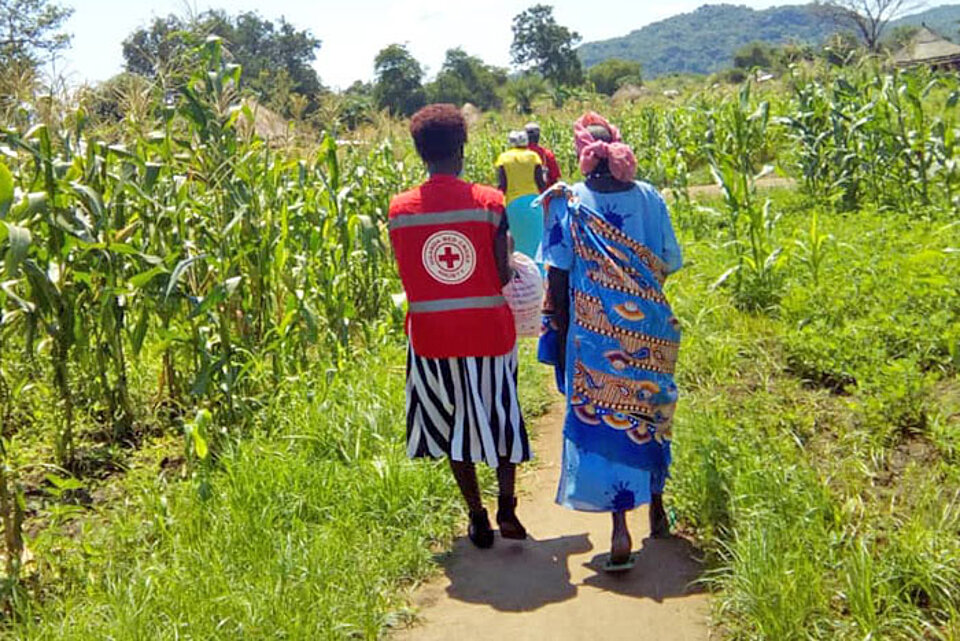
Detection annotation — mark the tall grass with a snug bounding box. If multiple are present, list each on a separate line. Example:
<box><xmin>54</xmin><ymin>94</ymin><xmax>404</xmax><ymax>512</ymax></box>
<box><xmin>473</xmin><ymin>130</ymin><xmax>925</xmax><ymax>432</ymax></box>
<box><xmin>5</xmin><ymin>341</ymin><xmax>549</xmax><ymax>640</ymax></box>
<box><xmin>5</xmin><ymin>344</ymin><xmax>449</xmax><ymax>639</ymax></box>
<box><xmin>670</xmin><ymin>201</ymin><xmax>960</xmax><ymax>639</ymax></box>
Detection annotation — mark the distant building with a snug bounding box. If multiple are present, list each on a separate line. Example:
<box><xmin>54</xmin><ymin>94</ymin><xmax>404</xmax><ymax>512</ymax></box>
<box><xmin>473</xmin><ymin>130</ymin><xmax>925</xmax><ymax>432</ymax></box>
<box><xmin>893</xmin><ymin>25</ymin><xmax>960</xmax><ymax>70</ymax></box>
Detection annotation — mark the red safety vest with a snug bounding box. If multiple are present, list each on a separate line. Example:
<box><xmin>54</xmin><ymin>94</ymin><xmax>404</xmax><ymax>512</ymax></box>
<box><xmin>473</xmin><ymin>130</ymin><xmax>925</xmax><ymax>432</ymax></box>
<box><xmin>389</xmin><ymin>175</ymin><xmax>516</xmax><ymax>358</ymax></box>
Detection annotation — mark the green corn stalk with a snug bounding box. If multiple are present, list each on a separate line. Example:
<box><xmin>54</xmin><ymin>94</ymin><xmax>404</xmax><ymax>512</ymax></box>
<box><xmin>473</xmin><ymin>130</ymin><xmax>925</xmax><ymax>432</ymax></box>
<box><xmin>707</xmin><ymin>83</ymin><xmax>786</xmax><ymax>310</ymax></box>
<box><xmin>794</xmin><ymin>210</ymin><xmax>834</xmax><ymax>287</ymax></box>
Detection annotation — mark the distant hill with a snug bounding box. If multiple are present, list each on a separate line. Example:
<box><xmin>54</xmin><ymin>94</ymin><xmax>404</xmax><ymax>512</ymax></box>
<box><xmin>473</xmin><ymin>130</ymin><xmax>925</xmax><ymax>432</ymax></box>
<box><xmin>892</xmin><ymin>4</ymin><xmax>960</xmax><ymax>36</ymax></box>
<box><xmin>578</xmin><ymin>3</ymin><xmax>960</xmax><ymax>78</ymax></box>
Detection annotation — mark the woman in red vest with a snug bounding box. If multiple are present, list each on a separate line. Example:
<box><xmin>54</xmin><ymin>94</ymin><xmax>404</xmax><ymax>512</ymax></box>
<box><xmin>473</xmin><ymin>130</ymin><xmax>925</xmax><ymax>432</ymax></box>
<box><xmin>389</xmin><ymin>104</ymin><xmax>531</xmax><ymax>549</ymax></box>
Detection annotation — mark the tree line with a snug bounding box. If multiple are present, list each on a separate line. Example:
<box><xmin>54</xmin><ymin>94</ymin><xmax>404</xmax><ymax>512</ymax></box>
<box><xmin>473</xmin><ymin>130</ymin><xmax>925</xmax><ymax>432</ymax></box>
<box><xmin>0</xmin><ymin>1</ymin><xmax>644</xmax><ymax>124</ymax></box>
<box><xmin>0</xmin><ymin>0</ymin><xmax>932</xmax><ymax>129</ymax></box>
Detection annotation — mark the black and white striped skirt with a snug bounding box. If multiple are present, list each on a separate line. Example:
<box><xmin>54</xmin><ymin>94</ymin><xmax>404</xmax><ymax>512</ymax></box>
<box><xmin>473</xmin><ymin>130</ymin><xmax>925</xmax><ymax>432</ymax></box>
<box><xmin>406</xmin><ymin>345</ymin><xmax>531</xmax><ymax>468</ymax></box>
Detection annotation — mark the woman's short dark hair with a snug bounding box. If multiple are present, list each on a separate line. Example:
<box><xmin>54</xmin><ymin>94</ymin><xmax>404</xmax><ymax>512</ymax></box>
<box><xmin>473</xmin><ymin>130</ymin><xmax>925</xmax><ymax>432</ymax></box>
<box><xmin>525</xmin><ymin>122</ymin><xmax>541</xmax><ymax>144</ymax></box>
<box><xmin>410</xmin><ymin>104</ymin><xmax>468</xmax><ymax>163</ymax></box>
<box><xmin>586</xmin><ymin>124</ymin><xmax>613</xmax><ymax>143</ymax></box>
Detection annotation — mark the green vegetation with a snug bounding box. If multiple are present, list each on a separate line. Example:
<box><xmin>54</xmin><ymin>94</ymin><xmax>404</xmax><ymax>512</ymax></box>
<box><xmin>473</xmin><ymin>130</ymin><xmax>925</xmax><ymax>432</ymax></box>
<box><xmin>671</xmin><ymin>195</ymin><xmax>960</xmax><ymax>639</ymax></box>
<box><xmin>2</xmin><ymin>11</ymin><xmax>960</xmax><ymax>640</ymax></box>
<box><xmin>10</xmin><ymin>345</ymin><xmax>457</xmax><ymax>638</ymax></box>
<box><xmin>896</xmin><ymin>3</ymin><xmax>960</xmax><ymax>36</ymax></box>
<box><xmin>122</xmin><ymin>10</ymin><xmax>324</xmax><ymax>117</ymax></box>
<box><xmin>586</xmin><ymin>58</ymin><xmax>643</xmax><ymax>96</ymax></box>
<box><xmin>373</xmin><ymin>43</ymin><xmax>427</xmax><ymax>117</ymax></box>
<box><xmin>0</xmin><ymin>0</ymin><xmax>72</xmax><ymax>67</ymax></box>
<box><xmin>0</xmin><ymin>37</ymin><xmax>416</xmax><ymax>614</ymax></box>
<box><xmin>439</xmin><ymin>60</ymin><xmax>960</xmax><ymax>638</ymax></box>
<box><xmin>503</xmin><ymin>73</ymin><xmax>548</xmax><ymax>115</ymax></box>
<box><xmin>367</xmin><ymin>4</ymin><xmax>588</xmax><ymax>118</ymax></box>
<box><xmin>0</xmin><ymin>32</ymin><xmax>560</xmax><ymax>639</ymax></box>
<box><xmin>427</xmin><ymin>49</ymin><xmax>508</xmax><ymax>111</ymax></box>
<box><xmin>510</xmin><ymin>4</ymin><xmax>584</xmax><ymax>87</ymax></box>
<box><xmin>578</xmin><ymin>3</ymin><xmax>960</xmax><ymax>78</ymax></box>
<box><xmin>81</xmin><ymin>1</ymin><xmax>960</xmax><ymax>130</ymax></box>
<box><xmin>817</xmin><ymin>0</ymin><xmax>912</xmax><ymax>52</ymax></box>
<box><xmin>3</xmin><ymin>337</ymin><xmax>550</xmax><ymax>639</ymax></box>
<box><xmin>597</xmin><ymin>62</ymin><xmax>960</xmax><ymax>637</ymax></box>
<box><xmin>732</xmin><ymin>41</ymin><xmax>815</xmax><ymax>73</ymax></box>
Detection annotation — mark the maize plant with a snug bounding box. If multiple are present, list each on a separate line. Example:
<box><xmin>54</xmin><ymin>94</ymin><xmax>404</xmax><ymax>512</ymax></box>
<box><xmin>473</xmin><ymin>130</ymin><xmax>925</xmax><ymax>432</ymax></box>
<box><xmin>2</xmin><ymin>32</ymin><xmax>960</xmax><ymax>613</ymax></box>
<box><xmin>0</xmin><ymin>37</ymin><xmax>403</xmax><ymax>475</ymax></box>
<box><xmin>706</xmin><ymin>83</ymin><xmax>786</xmax><ymax>310</ymax></box>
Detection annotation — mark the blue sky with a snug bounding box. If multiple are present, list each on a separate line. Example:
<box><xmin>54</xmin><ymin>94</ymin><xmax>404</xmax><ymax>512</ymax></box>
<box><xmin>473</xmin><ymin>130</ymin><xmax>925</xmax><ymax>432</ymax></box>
<box><xmin>57</xmin><ymin>0</ymin><xmax>935</xmax><ymax>90</ymax></box>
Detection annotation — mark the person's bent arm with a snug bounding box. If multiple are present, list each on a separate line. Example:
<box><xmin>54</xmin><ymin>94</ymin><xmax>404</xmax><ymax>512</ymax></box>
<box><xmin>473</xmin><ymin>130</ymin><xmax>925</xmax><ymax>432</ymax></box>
<box><xmin>494</xmin><ymin>216</ymin><xmax>514</xmax><ymax>287</ymax></box>
<box><xmin>498</xmin><ymin>166</ymin><xmax>508</xmax><ymax>194</ymax></box>
<box><xmin>548</xmin><ymin>153</ymin><xmax>561</xmax><ymax>185</ymax></box>
<box><xmin>535</xmin><ymin>165</ymin><xmax>547</xmax><ymax>192</ymax></box>
<box><xmin>546</xmin><ymin>267</ymin><xmax>570</xmax><ymax>365</ymax></box>
<box><xmin>540</xmin><ymin>194</ymin><xmax>574</xmax><ymax>373</ymax></box>
<box><xmin>658</xmin><ymin>196</ymin><xmax>683</xmax><ymax>274</ymax></box>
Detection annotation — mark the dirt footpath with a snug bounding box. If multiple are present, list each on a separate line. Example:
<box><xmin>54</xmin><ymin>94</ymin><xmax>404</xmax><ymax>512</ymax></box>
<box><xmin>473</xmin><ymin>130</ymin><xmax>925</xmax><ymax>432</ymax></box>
<box><xmin>395</xmin><ymin>403</ymin><xmax>710</xmax><ymax>641</ymax></box>
<box><xmin>670</xmin><ymin>176</ymin><xmax>797</xmax><ymax>200</ymax></box>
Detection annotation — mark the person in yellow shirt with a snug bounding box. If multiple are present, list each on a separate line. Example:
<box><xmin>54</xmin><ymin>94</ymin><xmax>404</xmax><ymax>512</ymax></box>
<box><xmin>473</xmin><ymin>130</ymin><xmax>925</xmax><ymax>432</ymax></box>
<box><xmin>496</xmin><ymin>131</ymin><xmax>547</xmax><ymax>262</ymax></box>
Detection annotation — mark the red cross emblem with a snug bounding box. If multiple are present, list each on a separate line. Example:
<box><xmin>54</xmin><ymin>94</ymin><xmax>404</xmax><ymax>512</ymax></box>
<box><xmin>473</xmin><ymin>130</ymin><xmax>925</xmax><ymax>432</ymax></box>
<box><xmin>438</xmin><ymin>246</ymin><xmax>462</xmax><ymax>269</ymax></box>
<box><xmin>422</xmin><ymin>231</ymin><xmax>477</xmax><ymax>284</ymax></box>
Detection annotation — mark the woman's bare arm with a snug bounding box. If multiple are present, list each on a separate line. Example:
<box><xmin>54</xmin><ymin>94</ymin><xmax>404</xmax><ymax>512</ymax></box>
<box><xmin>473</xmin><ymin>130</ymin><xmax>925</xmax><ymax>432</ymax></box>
<box><xmin>494</xmin><ymin>218</ymin><xmax>514</xmax><ymax>287</ymax></box>
<box><xmin>535</xmin><ymin>165</ymin><xmax>547</xmax><ymax>192</ymax></box>
<box><xmin>545</xmin><ymin>267</ymin><xmax>570</xmax><ymax>364</ymax></box>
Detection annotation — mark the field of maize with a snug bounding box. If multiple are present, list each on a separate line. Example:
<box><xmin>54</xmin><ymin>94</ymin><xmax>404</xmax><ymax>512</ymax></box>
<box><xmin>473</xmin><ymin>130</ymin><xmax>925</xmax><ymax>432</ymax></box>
<box><xmin>1</xmin><ymin>38</ymin><xmax>960</xmax><ymax>638</ymax></box>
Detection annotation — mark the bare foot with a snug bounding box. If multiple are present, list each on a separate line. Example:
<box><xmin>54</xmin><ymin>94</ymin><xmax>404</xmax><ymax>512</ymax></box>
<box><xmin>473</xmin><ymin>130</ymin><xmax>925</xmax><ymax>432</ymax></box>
<box><xmin>649</xmin><ymin>494</ymin><xmax>670</xmax><ymax>539</ymax></box>
<box><xmin>610</xmin><ymin>511</ymin><xmax>633</xmax><ymax>565</ymax></box>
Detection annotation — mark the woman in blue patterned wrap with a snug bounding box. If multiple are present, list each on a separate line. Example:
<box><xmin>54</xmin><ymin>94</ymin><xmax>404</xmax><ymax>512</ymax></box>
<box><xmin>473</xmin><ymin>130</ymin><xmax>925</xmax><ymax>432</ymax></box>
<box><xmin>538</xmin><ymin>112</ymin><xmax>683</xmax><ymax>569</ymax></box>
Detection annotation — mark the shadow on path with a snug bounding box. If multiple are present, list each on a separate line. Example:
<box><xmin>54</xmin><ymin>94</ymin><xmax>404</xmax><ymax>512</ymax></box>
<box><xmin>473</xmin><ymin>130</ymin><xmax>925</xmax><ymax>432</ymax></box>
<box><xmin>441</xmin><ymin>534</ymin><xmax>593</xmax><ymax>612</ymax></box>
<box><xmin>582</xmin><ymin>536</ymin><xmax>707</xmax><ymax>603</ymax></box>
<box><xmin>396</xmin><ymin>403</ymin><xmax>710</xmax><ymax>641</ymax></box>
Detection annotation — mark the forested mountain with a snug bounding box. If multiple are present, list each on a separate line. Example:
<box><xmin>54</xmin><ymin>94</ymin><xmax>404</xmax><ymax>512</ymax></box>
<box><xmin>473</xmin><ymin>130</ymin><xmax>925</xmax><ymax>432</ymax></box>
<box><xmin>578</xmin><ymin>3</ymin><xmax>960</xmax><ymax>77</ymax></box>
<box><xmin>893</xmin><ymin>4</ymin><xmax>960</xmax><ymax>35</ymax></box>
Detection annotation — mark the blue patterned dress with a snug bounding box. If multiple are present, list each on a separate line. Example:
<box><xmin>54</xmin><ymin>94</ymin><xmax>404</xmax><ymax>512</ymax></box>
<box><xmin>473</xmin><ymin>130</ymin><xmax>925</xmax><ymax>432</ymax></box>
<box><xmin>538</xmin><ymin>181</ymin><xmax>683</xmax><ymax>513</ymax></box>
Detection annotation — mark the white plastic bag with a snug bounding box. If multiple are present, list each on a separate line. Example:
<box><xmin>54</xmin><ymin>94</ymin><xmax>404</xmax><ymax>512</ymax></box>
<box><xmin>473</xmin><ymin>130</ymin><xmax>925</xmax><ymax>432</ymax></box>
<box><xmin>503</xmin><ymin>252</ymin><xmax>544</xmax><ymax>338</ymax></box>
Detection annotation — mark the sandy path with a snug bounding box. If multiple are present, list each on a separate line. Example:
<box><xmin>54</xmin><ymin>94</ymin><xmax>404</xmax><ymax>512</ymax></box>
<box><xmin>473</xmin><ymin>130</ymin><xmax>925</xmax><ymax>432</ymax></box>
<box><xmin>395</xmin><ymin>402</ymin><xmax>710</xmax><ymax>641</ymax></box>
<box><xmin>671</xmin><ymin>176</ymin><xmax>797</xmax><ymax>200</ymax></box>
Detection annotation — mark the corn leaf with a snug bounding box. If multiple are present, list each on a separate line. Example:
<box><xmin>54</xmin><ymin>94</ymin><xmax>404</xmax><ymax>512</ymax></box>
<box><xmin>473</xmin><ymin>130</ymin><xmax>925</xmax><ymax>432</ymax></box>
<box><xmin>3</xmin><ymin>222</ymin><xmax>31</xmax><ymax>277</ymax></box>
<box><xmin>164</xmin><ymin>254</ymin><xmax>208</xmax><ymax>301</ymax></box>
<box><xmin>0</xmin><ymin>162</ymin><xmax>13</xmax><ymax>218</ymax></box>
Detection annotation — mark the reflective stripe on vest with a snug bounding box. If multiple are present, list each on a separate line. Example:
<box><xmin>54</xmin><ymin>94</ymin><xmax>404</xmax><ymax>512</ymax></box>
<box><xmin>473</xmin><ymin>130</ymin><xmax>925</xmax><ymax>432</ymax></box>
<box><xmin>388</xmin><ymin>208</ymin><xmax>502</xmax><ymax>230</ymax></box>
<box><xmin>408</xmin><ymin>295</ymin><xmax>507</xmax><ymax>313</ymax></box>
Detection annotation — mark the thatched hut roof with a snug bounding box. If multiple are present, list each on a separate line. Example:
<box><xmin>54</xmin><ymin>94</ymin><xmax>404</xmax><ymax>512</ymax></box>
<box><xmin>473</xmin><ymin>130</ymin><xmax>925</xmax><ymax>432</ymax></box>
<box><xmin>239</xmin><ymin>99</ymin><xmax>291</xmax><ymax>142</ymax></box>
<box><xmin>893</xmin><ymin>26</ymin><xmax>960</xmax><ymax>67</ymax></box>
<box><xmin>461</xmin><ymin>103</ymin><xmax>481</xmax><ymax>127</ymax></box>
<box><xmin>612</xmin><ymin>84</ymin><xmax>648</xmax><ymax>104</ymax></box>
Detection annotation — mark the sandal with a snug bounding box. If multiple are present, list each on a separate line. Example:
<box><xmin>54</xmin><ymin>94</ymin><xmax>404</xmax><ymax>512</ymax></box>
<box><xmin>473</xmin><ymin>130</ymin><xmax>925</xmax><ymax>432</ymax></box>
<box><xmin>468</xmin><ymin>509</ymin><xmax>495</xmax><ymax>549</ymax></box>
<box><xmin>603</xmin><ymin>553</ymin><xmax>637</xmax><ymax>573</ymax></box>
<box><xmin>496</xmin><ymin>496</ymin><xmax>528</xmax><ymax>540</ymax></box>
